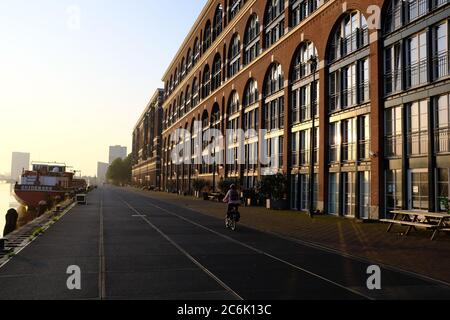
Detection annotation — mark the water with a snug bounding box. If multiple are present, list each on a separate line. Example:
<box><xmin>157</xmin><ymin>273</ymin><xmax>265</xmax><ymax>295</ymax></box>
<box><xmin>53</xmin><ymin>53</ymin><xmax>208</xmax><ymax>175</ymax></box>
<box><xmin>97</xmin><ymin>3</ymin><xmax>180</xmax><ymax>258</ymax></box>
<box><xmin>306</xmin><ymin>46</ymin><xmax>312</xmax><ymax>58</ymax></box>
<box><xmin>0</xmin><ymin>182</ymin><xmax>29</xmax><ymax>236</ymax></box>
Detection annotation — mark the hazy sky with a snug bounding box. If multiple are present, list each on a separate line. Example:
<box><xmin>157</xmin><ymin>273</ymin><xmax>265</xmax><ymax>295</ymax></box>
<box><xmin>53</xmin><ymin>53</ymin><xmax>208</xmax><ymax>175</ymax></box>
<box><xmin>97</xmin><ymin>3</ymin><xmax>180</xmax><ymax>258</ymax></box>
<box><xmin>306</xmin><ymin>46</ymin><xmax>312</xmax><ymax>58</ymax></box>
<box><xmin>0</xmin><ymin>0</ymin><xmax>205</xmax><ymax>176</ymax></box>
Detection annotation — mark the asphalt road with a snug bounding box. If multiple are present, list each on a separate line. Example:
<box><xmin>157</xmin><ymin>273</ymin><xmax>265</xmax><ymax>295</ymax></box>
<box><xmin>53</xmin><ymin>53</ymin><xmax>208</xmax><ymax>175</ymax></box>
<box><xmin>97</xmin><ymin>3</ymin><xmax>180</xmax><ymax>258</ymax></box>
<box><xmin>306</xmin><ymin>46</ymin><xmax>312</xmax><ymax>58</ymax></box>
<box><xmin>0</xmin><ymin>187</ymin><xmax>449</xmax><ymax>300</ymax></box>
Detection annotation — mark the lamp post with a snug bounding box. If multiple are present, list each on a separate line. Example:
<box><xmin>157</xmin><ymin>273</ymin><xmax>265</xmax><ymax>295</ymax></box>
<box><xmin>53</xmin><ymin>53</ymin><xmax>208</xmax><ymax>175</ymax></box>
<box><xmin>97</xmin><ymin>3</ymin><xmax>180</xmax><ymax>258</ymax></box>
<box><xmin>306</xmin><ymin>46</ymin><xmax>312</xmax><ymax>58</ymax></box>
<box><xmin>308</xmin><ymin>55</ymin><xmax>318</xmax><ymax>218</ymax></box>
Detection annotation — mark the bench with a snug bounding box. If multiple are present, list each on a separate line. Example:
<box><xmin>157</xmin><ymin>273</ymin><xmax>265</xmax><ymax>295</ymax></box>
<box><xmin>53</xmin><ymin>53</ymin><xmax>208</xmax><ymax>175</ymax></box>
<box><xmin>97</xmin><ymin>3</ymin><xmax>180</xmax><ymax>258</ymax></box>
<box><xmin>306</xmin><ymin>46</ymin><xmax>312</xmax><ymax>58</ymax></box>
<box><xmin>381</xmin><ymin>210</ymin><xmax>450</xmax><ymax>240</ymax></box>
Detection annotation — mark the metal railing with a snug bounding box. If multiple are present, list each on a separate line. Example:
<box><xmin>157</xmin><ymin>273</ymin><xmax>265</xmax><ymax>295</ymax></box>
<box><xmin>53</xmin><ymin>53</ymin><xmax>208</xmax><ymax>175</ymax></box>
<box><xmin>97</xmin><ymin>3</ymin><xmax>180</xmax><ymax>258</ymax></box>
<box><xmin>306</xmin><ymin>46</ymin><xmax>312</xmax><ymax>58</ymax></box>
<box><xmin>385</xmin><ymin>135</ymin><xmax>403</xmax><ymax>157</ymax></box>
<box><xmin>432</xmin><ymin>51</ymin><xmax>450</xmax><ymax>80</ymax></box>
<box><xmin>385</xmin><ymin>70</ymin><xmax>402</xmax><ymax>94</ymax></box>
<box><xmin>405</xmin><ymin>60</ymin><xmax>428</xmax><ymax>88</ymax></box>
<box><xmin>407</xmin><ymin>131</ymin><xmax>429</xmax><ymax>155</ymax></box>
<box><xmin>435</xmin><ymin>127</ymin><xmax>450</xmax><ymax>153</ymax></box>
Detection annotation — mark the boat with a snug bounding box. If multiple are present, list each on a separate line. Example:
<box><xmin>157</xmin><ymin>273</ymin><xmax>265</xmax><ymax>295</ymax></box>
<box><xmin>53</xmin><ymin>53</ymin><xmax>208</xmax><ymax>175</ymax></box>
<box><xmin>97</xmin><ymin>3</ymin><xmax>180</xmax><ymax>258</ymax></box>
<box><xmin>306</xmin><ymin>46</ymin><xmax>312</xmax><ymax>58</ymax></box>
<box><xmin>13</xmin><ymin>162</ymin><xmax>87</xmax><ymax>209</ymax></box>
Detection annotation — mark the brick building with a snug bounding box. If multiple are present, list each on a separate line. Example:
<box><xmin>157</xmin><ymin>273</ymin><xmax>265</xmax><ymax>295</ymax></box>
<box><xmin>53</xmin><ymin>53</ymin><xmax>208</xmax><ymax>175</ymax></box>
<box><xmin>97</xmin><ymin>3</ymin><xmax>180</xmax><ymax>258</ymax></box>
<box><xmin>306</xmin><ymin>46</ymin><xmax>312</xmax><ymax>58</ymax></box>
<box><xmin>158</xmin><ymin>0</ymin><xmax>450</xmax><ymax>219</ymax></box>
<box><xmin>132</xmin><ymin>89</ymin><xmax>164</xmax><ymax>189</ymax></box>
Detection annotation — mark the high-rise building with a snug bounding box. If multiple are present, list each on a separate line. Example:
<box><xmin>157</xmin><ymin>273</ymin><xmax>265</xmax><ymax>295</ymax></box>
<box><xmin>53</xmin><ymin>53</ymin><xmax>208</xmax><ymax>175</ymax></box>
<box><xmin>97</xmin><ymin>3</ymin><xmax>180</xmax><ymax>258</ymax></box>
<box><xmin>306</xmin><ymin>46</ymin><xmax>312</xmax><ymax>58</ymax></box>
<box><xmin>109</xmin><ymin>145</ymin><xmax>127</xmax><ymax>164</ymax></box>
<box><xmin>97</xmin><ymin>162</ymin><xmax>109</xmax><ymax>185</ymax></box>
<box><xmin>11</xmin><ymin>152</ymin><xmax>30</xmax><ymax>182</ymax></box>
<box><xmin>158</xmin><ymin>0</ymin><xmax>450</xmax><ymax>220</ymax></box>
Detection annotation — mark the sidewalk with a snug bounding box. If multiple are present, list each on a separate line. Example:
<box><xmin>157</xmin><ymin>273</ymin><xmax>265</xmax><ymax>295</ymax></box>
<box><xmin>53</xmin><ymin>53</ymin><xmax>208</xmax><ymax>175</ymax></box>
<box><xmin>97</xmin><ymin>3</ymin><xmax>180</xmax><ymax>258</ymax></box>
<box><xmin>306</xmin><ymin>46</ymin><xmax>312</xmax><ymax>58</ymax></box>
<box><xmin>130</xmin><ymin>188</ymin><xmax>450</xmax><ymax>283</ymax></box>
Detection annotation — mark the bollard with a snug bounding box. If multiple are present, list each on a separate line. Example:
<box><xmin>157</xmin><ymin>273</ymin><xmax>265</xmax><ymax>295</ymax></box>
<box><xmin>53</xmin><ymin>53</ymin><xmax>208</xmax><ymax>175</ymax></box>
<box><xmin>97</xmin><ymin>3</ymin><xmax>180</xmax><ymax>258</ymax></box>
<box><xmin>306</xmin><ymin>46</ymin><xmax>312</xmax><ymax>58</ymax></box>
<box><xmin>3</xmin><ymin>209</ymin><xmax>18</xmax><ymax>237</ymax></box>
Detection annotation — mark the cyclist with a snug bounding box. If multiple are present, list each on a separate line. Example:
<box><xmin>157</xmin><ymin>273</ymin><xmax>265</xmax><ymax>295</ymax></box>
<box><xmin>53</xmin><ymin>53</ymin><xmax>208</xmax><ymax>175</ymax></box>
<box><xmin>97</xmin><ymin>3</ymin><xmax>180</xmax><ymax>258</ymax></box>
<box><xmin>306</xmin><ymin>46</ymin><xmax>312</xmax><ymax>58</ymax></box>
<box><xmin>223</xmin><ymin>184</ymin><xmax>240</xmax><ymax>220</ymax></box>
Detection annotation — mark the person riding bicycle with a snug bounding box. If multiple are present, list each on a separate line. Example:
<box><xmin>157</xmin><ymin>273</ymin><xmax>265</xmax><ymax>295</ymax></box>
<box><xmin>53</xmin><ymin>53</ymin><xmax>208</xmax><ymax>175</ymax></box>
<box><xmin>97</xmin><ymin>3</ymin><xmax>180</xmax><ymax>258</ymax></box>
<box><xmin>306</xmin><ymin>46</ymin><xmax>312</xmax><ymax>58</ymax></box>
<box><xmin>223</xmin><ymin>184</ymin><xmax>240</xmax><ymax>220</ymax></box>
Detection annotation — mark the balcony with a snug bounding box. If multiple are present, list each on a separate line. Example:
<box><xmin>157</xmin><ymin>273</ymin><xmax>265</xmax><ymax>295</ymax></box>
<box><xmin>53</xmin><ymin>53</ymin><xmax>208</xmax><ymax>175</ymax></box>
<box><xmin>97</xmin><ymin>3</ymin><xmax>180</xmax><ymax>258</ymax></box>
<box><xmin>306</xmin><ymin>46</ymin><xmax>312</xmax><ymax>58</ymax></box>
<box><xmin>435</xmin><ymin>127</ymin><xmax>450</xmax><ymax>153</ymax></box>
<box><xmin>432</xmin><ymin>51</ymin><xmax>450</xmax><ymax>80</ymax></box>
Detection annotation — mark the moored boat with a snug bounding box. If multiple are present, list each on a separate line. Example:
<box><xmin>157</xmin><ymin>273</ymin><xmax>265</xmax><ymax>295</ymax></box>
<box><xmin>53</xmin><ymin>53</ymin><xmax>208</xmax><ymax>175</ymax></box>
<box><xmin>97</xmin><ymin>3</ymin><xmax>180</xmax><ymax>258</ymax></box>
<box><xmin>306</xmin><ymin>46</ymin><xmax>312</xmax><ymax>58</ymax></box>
<box><xmin>13</xmin><ymin>162</ymin><xmax>86</xmax><ymax>209</ymax></box>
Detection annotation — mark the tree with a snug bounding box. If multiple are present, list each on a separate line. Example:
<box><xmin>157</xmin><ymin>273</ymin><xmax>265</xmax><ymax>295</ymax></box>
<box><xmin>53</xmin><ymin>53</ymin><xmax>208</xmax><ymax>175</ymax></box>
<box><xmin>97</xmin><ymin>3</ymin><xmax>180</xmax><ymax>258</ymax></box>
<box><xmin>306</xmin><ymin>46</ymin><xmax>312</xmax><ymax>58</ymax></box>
<box><xmin>106</xmin><ymin>154</ymin><xmax>132</xmax><ymax>185</ymax></box>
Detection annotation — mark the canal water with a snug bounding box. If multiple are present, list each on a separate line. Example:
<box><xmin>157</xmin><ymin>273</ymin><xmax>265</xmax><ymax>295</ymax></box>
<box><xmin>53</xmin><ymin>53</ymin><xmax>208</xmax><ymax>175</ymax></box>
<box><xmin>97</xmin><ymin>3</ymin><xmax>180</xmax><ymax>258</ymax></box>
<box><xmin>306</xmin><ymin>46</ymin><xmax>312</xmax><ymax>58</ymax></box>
<box><xmin>0</xmin><ymin>182</ymin><xmax>32</xmax><ymax>236</ymax></box>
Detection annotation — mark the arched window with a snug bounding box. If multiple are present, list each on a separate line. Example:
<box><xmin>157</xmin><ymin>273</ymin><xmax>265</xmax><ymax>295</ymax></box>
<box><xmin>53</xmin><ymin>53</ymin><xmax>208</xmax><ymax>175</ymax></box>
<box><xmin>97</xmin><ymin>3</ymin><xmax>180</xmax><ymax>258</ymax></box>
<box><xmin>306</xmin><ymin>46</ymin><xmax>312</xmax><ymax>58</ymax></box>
<box><xmin>213</xmin><ymin>4</ymin><xmax>223</xmax><ymax>41</ymax></box>
<box><xmin>244</xmin><ymin>78</ymin><xmax>259</xmax><ymax>107</ymax></box>
<box><xmin>173</xmin><ymin>99</ymin><xmax>178</xmax><ymax>122</ymax></box>
<box><xmin>179</xmin><ymin>92</ymin><xmax>185</xmax><ymax>117</ymax></box>
<box><xmin>193</xmin><ymin>38</ymin><xmax>201</xmax><ymax>65</ymax></box>
<box><xmin>169</xmin><ymin>75</ymin><xmax>173</xmax><ymax>93</ymax></box>
<box><xmin>328</xmin><ymin>11</ymin><xmax>370</xmax><ymax>112</ymax></box>
<box><xmin>185</xmin><ymin>86</ymin><xmax>191</xmax><ymax>112</ymax></box>
<box><xmin>228</xmin><ymin>34</ymin><xmax>241</xmax><ymax>77</ymax></box>
<box><xmin>290</xmin><ymin>42</ymin><xmax>319</xmax><ymax>124</ymax></box>
<box><xmin>203</xmin><ymin>21</ymin><xmax>212</xmax><ymax>52</ymax></box>
<box><xmin>228</xmin><ymin>91</ymin><xmax>240</xmax><ymax>115</ymax></box>
<box><xmin>187</xmin><ymin>48</ymin><xmax>193</xmax><ymax>72</ymax></box>
<box><xmin>291</xmin><ymin>41</ymin><xmax>318</xmax><ymax>82</ymax></box>
<box><xmin>228</xmin><ymin>0</ymin><xmax>242</xmax><ymax>22</ymax></box>
<box><xmin>168</xmin><ymin>105</ymin><xmax>173</xmax><ymax>126</ymax></box>
<box><xmin>211</xmin><ymin>104</ymin><xmax>221</xmax><ymax>130</ymax></box>
<box><xmin>264</xmin><ymin>0</ymin><xmax>285</xmax><ymax>48</ymax></box>
<box><xmin>329</xmin><ymin>11</ymin><xmax>368</xmax><ymax>62</ymax></box>
<box><xmin>290</xmin><ymin>0</ymin><xmax>319</xmax><ymax>27</ymax></box>
<box><xmin>212</xmin><ymin>54</ymin><xmax>222</xmax><ymax>92</ymax></box>
<box><xmin>265</xmin><ymin>63</ymin><xmax>284</xmax><ymax>97</ymax></box>
<box><xmin>174</xmin><ymin>68</ymin><xmax>179</xmax><ymax>87</ymax></box>
<box><xmin>263</xmin><ymin>63</ymin><xmax>285</xmax><ymax>130</ymax></box>
<box><xmin>244</xmin><ymin>14</ymin><xmax>260</xmax><ymax>65</ymax></box>
<box><xmin>192</xmin><ymin>78</ymin><xmax>199</xmax><ymax>107</ymax></box>
<box><xmin>181</xmin><ymin>57</ymin><xmax>186</xmax><ymax>79</ymax></box>
<box><xmin>202</xmin><ymin>65</ymin><xmax>211</xmax><ymax>98</ymax></box>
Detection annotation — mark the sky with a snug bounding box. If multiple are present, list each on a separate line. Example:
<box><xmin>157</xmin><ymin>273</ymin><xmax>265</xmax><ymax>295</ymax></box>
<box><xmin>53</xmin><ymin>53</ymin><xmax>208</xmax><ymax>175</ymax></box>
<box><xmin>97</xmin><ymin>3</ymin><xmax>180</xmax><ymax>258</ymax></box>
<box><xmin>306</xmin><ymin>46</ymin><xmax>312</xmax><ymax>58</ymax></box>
<box><xmin>0</xmin><ymin>0</ymin><xmax>205</xmax><ymax>176</ymax></box>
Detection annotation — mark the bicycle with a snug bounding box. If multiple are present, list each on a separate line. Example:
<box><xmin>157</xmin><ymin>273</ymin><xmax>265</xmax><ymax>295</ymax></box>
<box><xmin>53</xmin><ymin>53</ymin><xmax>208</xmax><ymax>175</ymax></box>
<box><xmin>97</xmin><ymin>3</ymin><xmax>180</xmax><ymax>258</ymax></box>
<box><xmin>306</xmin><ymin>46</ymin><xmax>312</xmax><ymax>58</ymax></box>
<box><xmin>225</xmin><ymin>205</ymin><xmax>240</xmax><ymax>231</ymax></box>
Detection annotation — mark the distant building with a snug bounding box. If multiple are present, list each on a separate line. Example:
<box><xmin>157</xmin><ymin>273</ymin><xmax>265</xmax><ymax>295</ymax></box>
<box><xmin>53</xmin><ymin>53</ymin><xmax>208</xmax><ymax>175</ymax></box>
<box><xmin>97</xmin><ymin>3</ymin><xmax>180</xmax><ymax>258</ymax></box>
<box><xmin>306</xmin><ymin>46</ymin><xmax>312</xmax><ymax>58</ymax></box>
<box><xmin>97</xmin><ymin>162</ymin><xmax>109</xmax><ymax>185</ymax></box>
<box><xmin>109</xmin><ymin>145</ymin><xmax>127</xmax><ymax>164</ymax></box>
<box><xmin>11</xmin><ymin>152</ymin><xmax>30</xmax><ymax>182</ymax></box>
<box><xmin>132</xmin><ymin>89</ymin><xmax>164</xmax><ymax>189</ymax></box>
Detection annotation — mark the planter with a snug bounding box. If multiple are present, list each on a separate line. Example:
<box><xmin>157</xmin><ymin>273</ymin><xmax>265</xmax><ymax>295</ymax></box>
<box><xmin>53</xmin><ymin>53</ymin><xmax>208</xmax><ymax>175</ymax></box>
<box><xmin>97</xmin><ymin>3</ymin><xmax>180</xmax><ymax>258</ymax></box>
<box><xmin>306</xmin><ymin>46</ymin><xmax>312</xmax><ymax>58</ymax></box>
<box><xmin>266</xmin><ymin>199</ymin><xmax>288</xmax><ymax>210</ymax></box>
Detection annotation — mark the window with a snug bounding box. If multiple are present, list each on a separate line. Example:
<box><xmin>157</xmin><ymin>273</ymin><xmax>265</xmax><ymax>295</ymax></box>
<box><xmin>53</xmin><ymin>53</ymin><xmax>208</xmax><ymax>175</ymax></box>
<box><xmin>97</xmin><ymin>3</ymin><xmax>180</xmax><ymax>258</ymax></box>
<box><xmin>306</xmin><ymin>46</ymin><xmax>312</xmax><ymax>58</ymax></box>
<box><xmin>342</xmin><ymin>119</ymin><xmax>356</xmax><ymax>162</ymax></box>
<box><xmin>359</xmin><ymin>171</ymin><xmax>371</xmax><ymax>219</ymax></box>
<box><xmin>410</xmin><ymin>169</ymin><xmax>429</xmax><ymax>210</ymax></box>
<box><xmin>203</xmin><ymin>21</ymin><xmax>212</xmax><ymax>52</ymax></box>
<box><xmin>213</xmin><ymin>5</ymin><xmax>223</xmax><ymax>41</ymax></box>
<box><xmin>244</xmin><ymin>14</ymin><xmax>260</xmax><ymax>65</ymax></box>
<box><xmin>228</xmin><ymin>91</ymin><xmax>240</xmax><ymax>115</ymax></box>
<box><xmin>290</xmin><ymin>0</ymin><xmax>319</xmax><ymax>27</ymax></box>
<box><xmin>187</xmin><ymin>48</ymin><xmax>193</xmax><ymax>72</ymax></box>
<box><xmin>192</xmin><ymin>78</ymin><xmax>199</xmax><ymax>107</ymax></box>
<box><xmin>406</xmin><ymin>31</ymin><xmax>428</xmax><ymax>88</ymax></box>
<box><xmin>329</xmin><ymin>173</ymin><xmax>339</xmax><ymax>215</ymax></box>
<box><xmin>291</xmin><ymin>41</ymin><xmax>318</xmax><ymax>82</ymax></box>
<box><xmin>358</xmin><ymin>115</ymin><xmax>370</xmax><ymax>160</ymax></box>
<box><xmin>228</xmin><ymin>34</ymin><xmax>241</xmax><ymax>77</ymax></box>
<box><xmin>386</xmin><ymin>169</ymin><xmax>403</xmax><ymax>210</ymax></box>
<box><xmin>407</xmin><ymin>0</ymin><xmax>428</xmax><ymax>23</ymax></box>
<box><xmin>407</xmin><ymin>100</ymin><xmax>428</xmax><ymax>155</ymax></box>
<box><xmin>228</xmin><ymin>0</ymin><xmax>242</xmax><ymax>22</ymax></box>
<box><xmin>264</xmin><ymin>0</ymin><xmax>285</xmax><ymax>48</ymax></box>
<box><xmin>437</xmin><ymin>168</ymin><xmax>449</xmax><ymax>211</ymax></box>
<box><xmin>194</xmin><ymin>38</ymin><xmax>201</xmax><ymax>66</ymax></box>
<box><xmin>185</xmin><ymin>87</ymin><xmax>191</xmax><ymax>112</ymax></box>
<box><xmin>343</xmin><ymin>172</ymin><xmax>356</xmax><ymax>217</ymax></box>
<box><xmin>329</xmin><ymin>122</ymin><xmax>340</xmax><ymax>163</ymax></box>
<box><xmin>385</xmin><ymin>42</ymin><xmax>402</xmax><ymax>94</ymax></box>
<box><xmin>291</xmin><ymin>132</ymin><xmax>299</xmax><ymax>167</ymax></box>
<box><xmin>212</xmin><ymin>55</ymin><xmax>222</xmax><ymax>92</ymax></box>
<box><xmin>202</xmin><ymin>65</ymin><xmax>211</xmax><ymax>98</ymax></box>
<box><xmin>384</xmin><ymin>0</ymin><xmax>403</xmax><ymax>34</ymax></box>
<box><xmin>329</xmin><ymin>58</ymin><xmax>369</xmax><ymax>112</ymax></box>
<box><xmin>329</xmin><ymin>11</ymin><xmax>368</xmax><ymax>62</ymax></box>
<box><xmin>435</xmin><ymin>94</ymin><xmax>450</xmax><ymax>153</ymax></box>
<box><xmin>265</xmin><ymin>63</ymin><xmax>284</xmax><ymax>96</ymax></box>
<box><xmin>244</xmin><ymin>79</ymin><xmax>259</xmax><ymax>107</ymax></box>
<box><xmin>385</xmin><ymin>106</ymin><xmax>403</xmax><ymax>157</ymax></box>
<box><xmin>433</xmin><ymin>21</ymin><xmax>449</xmax><ymax>79</ymax></box>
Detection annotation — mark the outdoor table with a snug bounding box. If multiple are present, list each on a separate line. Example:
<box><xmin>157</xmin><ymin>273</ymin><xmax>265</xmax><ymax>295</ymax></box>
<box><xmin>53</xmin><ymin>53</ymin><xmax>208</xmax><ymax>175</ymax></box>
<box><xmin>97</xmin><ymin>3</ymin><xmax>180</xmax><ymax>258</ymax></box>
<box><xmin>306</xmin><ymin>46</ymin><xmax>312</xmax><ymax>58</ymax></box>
<box><xmin>381</xmin><ymin>210</ymin><xmax>450</xmax><ymax>240</ymax></box>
